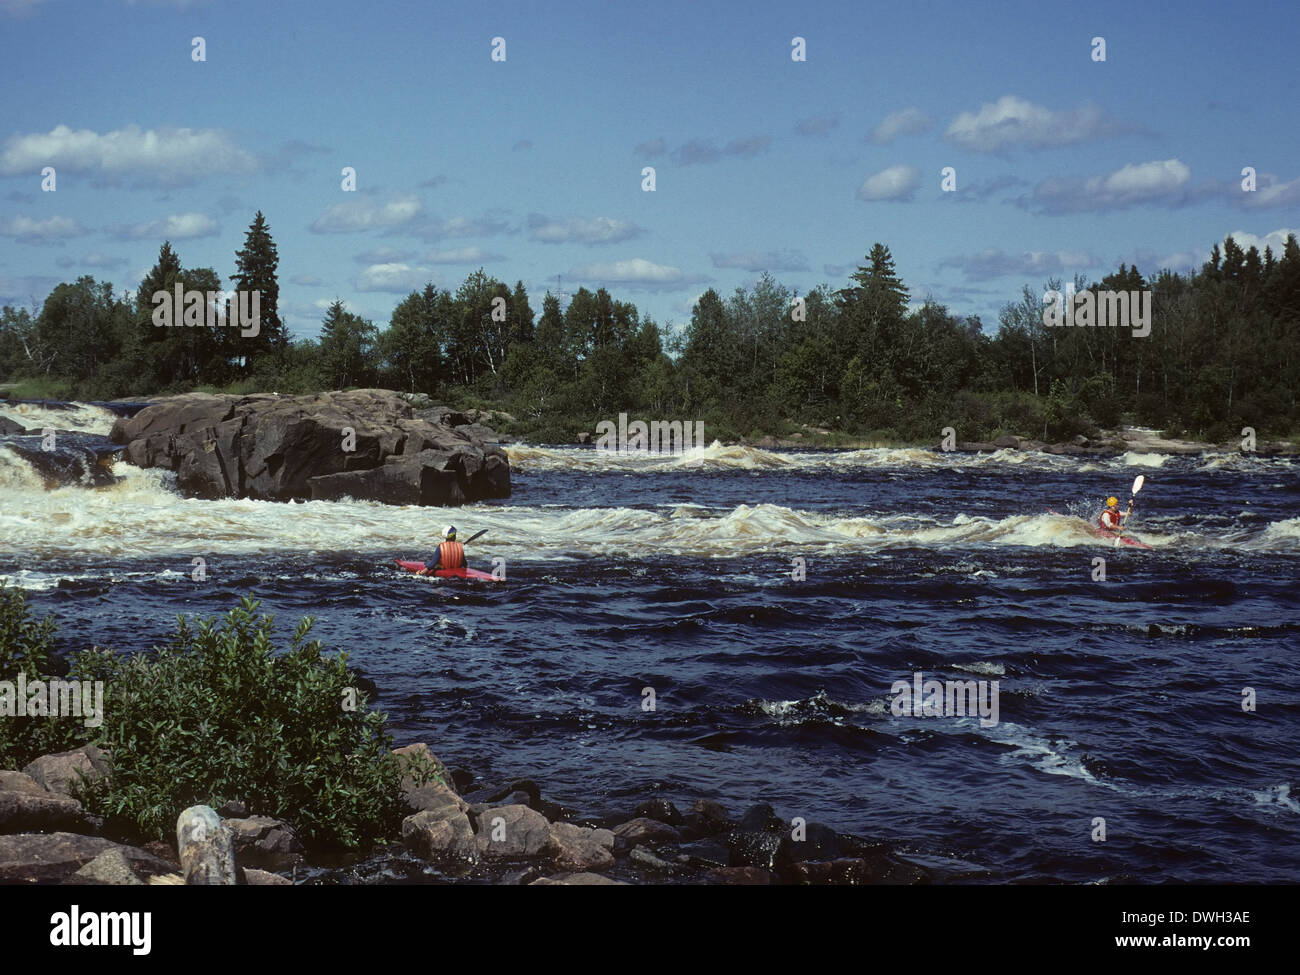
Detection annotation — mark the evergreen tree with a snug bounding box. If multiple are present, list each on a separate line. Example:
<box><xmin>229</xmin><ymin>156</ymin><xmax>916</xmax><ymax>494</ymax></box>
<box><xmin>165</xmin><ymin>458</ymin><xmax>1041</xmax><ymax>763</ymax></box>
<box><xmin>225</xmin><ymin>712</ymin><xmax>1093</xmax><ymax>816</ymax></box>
<box><xmin>318</xmin><ymin>300</ymin><xmax>377</xmax><ymax>389</ymax></box>
<box><xmin>231</xmin><ymin>211</ymin><xmax>284</xmax><ymax>373</ymax></box>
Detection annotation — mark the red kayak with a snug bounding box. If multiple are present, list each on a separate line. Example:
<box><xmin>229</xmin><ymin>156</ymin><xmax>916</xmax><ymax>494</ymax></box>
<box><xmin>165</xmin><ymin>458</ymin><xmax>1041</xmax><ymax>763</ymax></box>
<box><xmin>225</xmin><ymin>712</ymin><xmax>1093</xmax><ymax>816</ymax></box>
<box><xmin>1046</xmin><ymin>510</ymin><xmax>1152</xmax><ymax>549</ymax></box>
<box><xmin>394</xmin><ymin>559</ymin><xmax>500</xmax><ymax>581</ymax></box>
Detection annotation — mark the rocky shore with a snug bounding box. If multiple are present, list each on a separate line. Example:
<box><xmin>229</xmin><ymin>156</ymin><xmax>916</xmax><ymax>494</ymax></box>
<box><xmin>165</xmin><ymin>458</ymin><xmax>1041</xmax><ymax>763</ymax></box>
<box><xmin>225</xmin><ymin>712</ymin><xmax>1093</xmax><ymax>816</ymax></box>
<box><xmin>0</xmin><ymin>743</ymin><xmax>939</xmax><ymax>886</ymax></box>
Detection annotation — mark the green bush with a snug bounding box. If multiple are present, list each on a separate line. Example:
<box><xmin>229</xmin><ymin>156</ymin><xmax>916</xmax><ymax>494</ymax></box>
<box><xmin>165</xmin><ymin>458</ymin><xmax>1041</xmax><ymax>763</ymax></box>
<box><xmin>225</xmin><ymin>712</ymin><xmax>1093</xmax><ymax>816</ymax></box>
<box><xmin>81</xmin><ymin>596</ymin><xmax>407</xmax><ymax>848</ymax></box>
<box><xmin>0</xmin><ymin>584</ymin><xmax>90</xmax><ymax>768</ymax></box>
<box><xmin>2</xmin><ymin>586</ymin><xmax>413</xmax><ymax>850</ymax></box>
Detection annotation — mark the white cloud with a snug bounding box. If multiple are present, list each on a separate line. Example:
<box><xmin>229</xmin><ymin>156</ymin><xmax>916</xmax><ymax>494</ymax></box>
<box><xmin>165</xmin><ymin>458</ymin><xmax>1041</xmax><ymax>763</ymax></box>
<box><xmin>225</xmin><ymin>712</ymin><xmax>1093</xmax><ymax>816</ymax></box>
<box><xmin>419</xmin><ymin>214</ymin><xmax>511</xmax><ymax>239</ymax></box>
<box><xmin>941</xmin><ymin>248</ymin><xmax>1101</xmax><ymax>281</ymax></box>
<box><xmin>0</xmin><ymin>125</ymin><xmax>256</xmax><ymax>182</ymax></box>
<box><xmin>108</xmin><ymin>212</ymin><xmax>218</xmax><ymax>240</ymax></box>
<box><xmin>868</xmin><ymin>108</ymin><xmax>931</xmax><ymax>144</ymax></box>
<box><xmin>355</xmin><ymin>262</ymin><xmax>433</xmax><ymax>293</ymax></box>
<box><xmin>311</xmin><ymin>195</ymin><xmax>423</xmax><ymax>233</ymax></box>
<box><xmin>1222</xmin><ymin>228</ymin><xmax>1299</xmax><ymax>255</ymax></box>
<box><xmin>945</xmin><ymin>96</ymin><xmax>1119</xmax><ymax>153</ymax></box>
<box><xmin>674</xmin><ymin>135</ymin><xmax>771</xmax><ymax>165</ymax></box>
<box><xmin>1101</xmin><ymin>159</ymin><xmax>1190</xmax><ymax>196</ymax></box>
<box><xmin>352</xmin><ymin>246</ymin><xmax>413</xmax><ymax>265</ymax></box>
<box><xmin>857</xmin><ymin>165</ymin><xmax>919</xmax><ymax>202</ymax></box>
<box><xmin>1239</xmin><ymin>174</ymin><xmax>1300</xmax><ymax>209</ymax></box>
<box><xmin>56</xmin><ymin>252</ymin><xmax>127</xmax><ymax>270</ymax></box>
<box><xmin>1028</xmin><ymin>159</ymin><xmax>1200</xmax><ymax>213</ymax></box>
<box><xmin>527</xmin><ymin>214</ymin><xmax>643</xmax><ymax>245</ymax></box>
<box><xmin>426</xmin><ymin>246</ymin><xmax>503</xmax><ymax>264</ymax></box>
<box><xmin>568</xmin><ymin>258</ymin><xmax>707</xmax><ymax>291</ymax></box>
<box><xmin>0</xmin><ymin>214</ymin><xmax>86</xmax><ymax>243</ymax></box>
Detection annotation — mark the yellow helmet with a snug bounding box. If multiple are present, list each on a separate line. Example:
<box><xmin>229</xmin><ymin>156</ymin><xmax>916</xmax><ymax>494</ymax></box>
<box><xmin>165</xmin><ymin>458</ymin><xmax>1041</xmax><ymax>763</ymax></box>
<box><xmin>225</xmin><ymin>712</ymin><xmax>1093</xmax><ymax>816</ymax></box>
<box><xmin>1106</xmin><ymin>497</ymin><xmax>1119</xmax><ymax>507</ymax></box>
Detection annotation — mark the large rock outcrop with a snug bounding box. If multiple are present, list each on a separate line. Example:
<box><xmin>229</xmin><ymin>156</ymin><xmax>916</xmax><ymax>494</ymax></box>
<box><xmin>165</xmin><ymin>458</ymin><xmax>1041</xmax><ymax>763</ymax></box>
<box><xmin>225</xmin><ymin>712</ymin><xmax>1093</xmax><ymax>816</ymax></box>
<box><xmin>109</xmin><ymin>389</ymin><xmax>510</xmax><ymax>506</ymax></box>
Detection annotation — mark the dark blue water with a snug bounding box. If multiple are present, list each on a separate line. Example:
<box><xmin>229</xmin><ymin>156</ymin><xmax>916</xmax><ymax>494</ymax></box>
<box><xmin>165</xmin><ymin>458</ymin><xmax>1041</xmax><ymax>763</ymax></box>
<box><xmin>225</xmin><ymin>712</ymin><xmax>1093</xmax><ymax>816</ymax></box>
<box><xmin>5</xmin><ymin>447</ymin><xmax>1299</xmax><ymax>883</ymax></box>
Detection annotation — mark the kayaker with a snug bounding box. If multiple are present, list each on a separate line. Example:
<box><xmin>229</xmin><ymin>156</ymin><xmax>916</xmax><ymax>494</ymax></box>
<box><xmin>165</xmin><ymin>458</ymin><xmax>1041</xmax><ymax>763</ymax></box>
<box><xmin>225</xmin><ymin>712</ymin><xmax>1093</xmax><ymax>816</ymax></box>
<box><xmin>1098</xmin><ymin>496</ymin><xmax>1127</xmax><ymax>532</ymax></box>
<box><xmin>418</xmin><ymin>525</ymin><xmax>467</xmax><ymax>575</ymax></box>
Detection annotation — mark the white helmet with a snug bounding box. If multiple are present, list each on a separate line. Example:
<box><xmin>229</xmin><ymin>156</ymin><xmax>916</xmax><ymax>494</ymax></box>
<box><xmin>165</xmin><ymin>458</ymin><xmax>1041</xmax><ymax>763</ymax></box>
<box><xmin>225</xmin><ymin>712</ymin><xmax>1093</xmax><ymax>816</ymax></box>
<box><xmin>442</xmin><ymin>525</ymin><xmax>457</xmax><ymax>540</ymax></box>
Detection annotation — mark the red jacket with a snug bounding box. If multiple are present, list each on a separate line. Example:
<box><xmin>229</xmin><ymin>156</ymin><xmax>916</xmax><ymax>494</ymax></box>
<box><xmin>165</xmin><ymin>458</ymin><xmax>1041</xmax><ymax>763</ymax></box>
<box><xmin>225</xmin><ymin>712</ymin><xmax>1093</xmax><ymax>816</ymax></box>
<box><xmin>1099</xmin><ymin>508</ymin><xmax>1122</xmax><ymax>531</ymax></box>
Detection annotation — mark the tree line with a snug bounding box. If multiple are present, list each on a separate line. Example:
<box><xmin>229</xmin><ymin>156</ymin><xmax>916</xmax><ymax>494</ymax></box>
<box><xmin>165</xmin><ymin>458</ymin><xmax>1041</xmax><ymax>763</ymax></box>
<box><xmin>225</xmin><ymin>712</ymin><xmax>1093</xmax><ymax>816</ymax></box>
<box><xmin>2</xmin><ymin>216</ymin><xmax>1297</xmax><ymax>443</ymax></box>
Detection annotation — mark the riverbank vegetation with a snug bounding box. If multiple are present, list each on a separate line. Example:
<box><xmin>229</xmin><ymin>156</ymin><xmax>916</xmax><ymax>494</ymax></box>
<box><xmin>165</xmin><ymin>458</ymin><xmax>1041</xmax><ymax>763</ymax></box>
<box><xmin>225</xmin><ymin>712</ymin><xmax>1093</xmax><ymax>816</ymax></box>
<box><xmin>0</xmin><ymin>585</ymin><xmax>417</xmax><ymax>849</ymax></box>
<box><xmin>2</xmin><ymin>213</ymin><xmax>1297</xmax><ymax>443</ymax></box>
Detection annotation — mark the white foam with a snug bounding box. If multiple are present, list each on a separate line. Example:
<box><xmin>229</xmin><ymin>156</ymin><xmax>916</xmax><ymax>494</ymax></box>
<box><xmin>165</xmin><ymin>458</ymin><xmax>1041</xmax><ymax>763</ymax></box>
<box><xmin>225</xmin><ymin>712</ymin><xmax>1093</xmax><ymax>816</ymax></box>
<box><xmin>0</xmin><ymin>401</ymin><xmax>118</xmax><ymax>435</ymax></box>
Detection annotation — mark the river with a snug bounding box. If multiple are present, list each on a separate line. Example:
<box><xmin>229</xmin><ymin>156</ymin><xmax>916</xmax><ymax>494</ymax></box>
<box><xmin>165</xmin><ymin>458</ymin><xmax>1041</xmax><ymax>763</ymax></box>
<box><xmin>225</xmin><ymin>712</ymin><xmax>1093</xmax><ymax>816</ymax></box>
<box><xmin>2</xmin><ymin>399</ymin><xmax>1297</xmax><ymax>882</ymax></box>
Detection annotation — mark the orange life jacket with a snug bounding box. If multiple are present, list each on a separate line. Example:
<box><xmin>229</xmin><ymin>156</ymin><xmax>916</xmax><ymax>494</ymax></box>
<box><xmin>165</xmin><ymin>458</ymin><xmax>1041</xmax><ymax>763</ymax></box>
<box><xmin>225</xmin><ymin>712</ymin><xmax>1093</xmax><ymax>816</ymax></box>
<box><xmin>1099</xmin><ymin>508</ymin><xmax>1122</xmax><ymax>531</ymax></box>
<box><xmin>438</xmin><ymin>540</ymin><xmax>466</xmax><ymax>569</ymax></box>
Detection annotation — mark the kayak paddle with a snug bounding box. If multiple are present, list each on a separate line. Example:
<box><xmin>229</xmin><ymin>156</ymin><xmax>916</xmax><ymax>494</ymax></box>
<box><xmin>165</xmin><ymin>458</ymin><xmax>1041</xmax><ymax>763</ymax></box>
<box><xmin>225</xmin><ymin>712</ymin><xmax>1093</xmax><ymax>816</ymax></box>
<box><xmin>1116</xmin><ymin>475</ymin><xmax>1144</xmax><ymax>547</ymax></box>
<box><xmin>463</xmin><ymin>528</ymin><xmax>488</xmax><ymax>544</ymax></box>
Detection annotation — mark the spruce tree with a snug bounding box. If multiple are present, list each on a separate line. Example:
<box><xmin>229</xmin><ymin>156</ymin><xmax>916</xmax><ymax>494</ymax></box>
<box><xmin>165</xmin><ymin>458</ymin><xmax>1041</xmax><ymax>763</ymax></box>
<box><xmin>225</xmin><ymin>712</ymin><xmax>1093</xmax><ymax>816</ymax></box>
<box><xmin>231</xmin><ymin>211</ymin><xmax>284</xmax><ymax>374</ymax></box>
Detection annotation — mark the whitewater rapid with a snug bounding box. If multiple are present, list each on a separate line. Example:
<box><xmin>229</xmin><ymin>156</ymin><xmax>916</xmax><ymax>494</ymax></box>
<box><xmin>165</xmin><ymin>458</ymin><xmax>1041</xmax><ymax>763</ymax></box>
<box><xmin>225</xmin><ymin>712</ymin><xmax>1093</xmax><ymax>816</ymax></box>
<box><xmin>1</xmin><ymin>401</ymin><xmax>1297</xmax><ymax>562</ymax></box>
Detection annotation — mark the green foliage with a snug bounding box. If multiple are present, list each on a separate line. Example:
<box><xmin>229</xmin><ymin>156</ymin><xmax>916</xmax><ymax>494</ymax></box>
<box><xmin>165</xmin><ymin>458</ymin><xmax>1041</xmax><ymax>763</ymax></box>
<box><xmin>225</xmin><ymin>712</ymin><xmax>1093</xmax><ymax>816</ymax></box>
<box><xmin>0</xmin><ymin>584</ymin><xmax>89</xmax><ymax>769</ymax></box>
<box><xmin>231</xmin><ymin>211</ymin><xmax>285</xmax><ymax>374</ymax></box>
<box><xmin>5</xmin><ymin>228</ymin><xmax>1298</xmax><ymax>442</ymax></box>
<box><xmin>317</xmin><ymin>300</ymin><xmax>378</xmax><ymax>389</ymax></box>
<box><xmin>78</xmin><ymin>596</ymin><xmax>406</xmax><ymax>848</ymax></box>
<box><xmin>1</xmin><ymin>586</ymin><xmax>407</xmax><ymax>850</ymax></box>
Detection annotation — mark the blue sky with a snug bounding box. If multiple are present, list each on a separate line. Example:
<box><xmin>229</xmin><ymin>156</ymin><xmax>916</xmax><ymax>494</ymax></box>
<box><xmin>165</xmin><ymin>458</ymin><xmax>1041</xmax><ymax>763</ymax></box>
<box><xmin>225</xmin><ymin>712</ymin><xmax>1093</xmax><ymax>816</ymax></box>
<box><xmin>2</xmin><ymin>0</ymin><xmax>1297</xmax><ymax>340</ymax></box>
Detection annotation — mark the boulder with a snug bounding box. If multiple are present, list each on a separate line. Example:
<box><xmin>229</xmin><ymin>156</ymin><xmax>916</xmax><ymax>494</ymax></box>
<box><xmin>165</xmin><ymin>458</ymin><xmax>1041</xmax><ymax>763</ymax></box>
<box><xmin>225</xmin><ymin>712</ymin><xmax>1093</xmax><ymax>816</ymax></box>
<box><xmin>775</xmin><ymin>822</ymin><xmax>843</xmax><ymax>863</ymax></box>
<box><xmin>628</xmin><ymin>846</ymin><xmax>676</xmax><ymax>873</ymax></box>
<box><xmin>390</xmin><ymin>743</ymin><xmax>457</xmax><ymax>795</ymax></box>
<box><xmin>22</xmin><ymin>745</ymin><xmax>110</xmax><ymax>797</ymax></box>
<box><xmin>612</xmin><ymin>817</ymin><xmax>681</xmax><ymax>845</ymax></box>
<box><xmin>0</xmin><ymin>416</ymin><xmax>28</xmax><ymax>435</ymax></box>
<box><xmin>222</xmin><ymin>815</ymin><xmax>303</xmax><ymax>868</ymax></box>
<box><xmin>67</xmin><ymin>848</ymin><xmax>145</xmax><ymax>886</ymax></box>
<box><xmin>401</xmin><ymin>809</ymin><xmax>478</xmax><ymax>865</ymax></box>
<box><xmin>110</xmin><ymin>389</ymin><xmax>510</xmax><ymax>507</ymax></box>
<box><xmin>404</xmin><ymin>779</ymin><xmax>469</xmax><ymax>823</ymax></box>
<box><xmin>781</xmin><ymin>855</ymin><xmax>930</xmax><ymax>885</ymax></box>
<box><xmin>0</xmin><ymin>833</ymin><xmax>175</xmax><ymax>884</ymax></box>
<box><xmin>309</xmin><ymin>453</ymin><xmax>464</xmax><ymax>505</ymax></box>
<box><xmin>0</xmin><ymin>771</ymin><xmax>49</xmax><ymax>796</ymax></box>
<box><xmin>501</xmin><ymin>865</ymin><xmax>544</xmax><ymax>885</ymax></box>
<box><xmin>529</xmin><ymin>872</ymin><xmax>628</xmax><ymax>886</ymax></box>
<box><xmin>0</xmin><ymin>790</ymin><xmax>96</xmax><ymax>834</ymax></box>
<box><xmin>546</xmin><ymin>821</ymin><xmax>615</xmax><ymax>872</ymax></box>
<box><xmin>680</xmin><ymin>798</ymin><xmax>732</xmax><ymax>838</ymax></box>
<box><xmin>239</xmin><ymin>867</ymin><xmax>293</xmax><ymax>885</ymax></box>
<box><xmin>724</xmin><ymin>829</ymin><xmax>783</xmax><ymax>869</ymax></box>
<box><xmin>462</xmin><ymin>779</ymin><xmax>541</xmax><ymax>809</ymax></box>
<box><xmin>675</xmin><ymin>838</ymin><xmax>730</xmax><ymax>869</ymax></box>
<box><xmin>633</xmin><ymin>798</ymin><xmax>684</xmax><ymax>826</ymax></box>
<box><xmin>737</xmin><ymin>802</ymin><xmax>783</xmax><ymax>832</ymax></box>
<box><xmin>475</xmin><ymin>804</ymin><xmax>551</xmax><ymax>859</ymax></box>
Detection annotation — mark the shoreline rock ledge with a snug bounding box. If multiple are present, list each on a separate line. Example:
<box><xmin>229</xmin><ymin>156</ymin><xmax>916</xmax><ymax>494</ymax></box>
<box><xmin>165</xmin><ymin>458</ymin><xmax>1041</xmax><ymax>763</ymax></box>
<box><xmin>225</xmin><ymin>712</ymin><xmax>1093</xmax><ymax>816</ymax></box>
<box><xmin>109</xmin><ymin>389</ymin><xmax>511</xmax><ymax>506</ymax></box>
